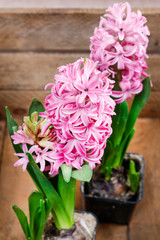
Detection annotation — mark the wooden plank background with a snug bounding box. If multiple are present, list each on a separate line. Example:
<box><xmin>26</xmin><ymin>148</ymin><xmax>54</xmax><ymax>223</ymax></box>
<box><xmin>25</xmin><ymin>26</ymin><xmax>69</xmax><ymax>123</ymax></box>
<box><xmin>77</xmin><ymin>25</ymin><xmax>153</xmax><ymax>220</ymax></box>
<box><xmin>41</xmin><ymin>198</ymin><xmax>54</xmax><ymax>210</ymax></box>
<box><xmin>0</xmin><ymin>53</ymin><xmax>160</xmax><ymax>118</ymax></box>
<box><xmin>0</xmin><ymin>2</ymin><xmax>160</xmax><ymax>240</ymax></box>
<box><xmin>0</xmin><ymin>0</ymin><xmax>160</xmax><ymax>9</ymax></box>
<box><xmin>0</xmin><ymin>9</ymin><xmax>159</xmax><ymax>53</ymax></box>
<box><xmin>0</xmin><ymin>8</ymin><xmax>159</xmax><ymax>120</ymax></box>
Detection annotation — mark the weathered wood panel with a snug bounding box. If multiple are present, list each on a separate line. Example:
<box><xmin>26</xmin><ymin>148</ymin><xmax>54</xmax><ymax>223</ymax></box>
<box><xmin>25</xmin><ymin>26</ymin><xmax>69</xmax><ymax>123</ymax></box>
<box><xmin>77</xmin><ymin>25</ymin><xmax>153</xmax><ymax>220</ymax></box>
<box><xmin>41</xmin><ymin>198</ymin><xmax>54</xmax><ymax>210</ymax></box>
<box><xmin>0</xmin><ymin>9</ymin><xmax>159</xmax><ymax>53</ymax></box>
<box><xmin>0</xmin><ymin>53</ymin><xmax>159</xmax><ymax>91</ymax></box>
<box><xmin>96</xmin><ymin>224</ymin><xmax>127</xmax><ymax>240</ymax></box>
<box><xmin>0</xmin><ymin>90</ymin><xmax>160</xmax><ymax>119</ymax></box>
<box><xmin>0</xmin><ymin>52</ymin><xmax>84</xmax><ymax>90</ymax></box>
<box><xmin>1</xmin><ymin>0</ymin><xmax>160</xmax><ymax>9</ymax></box>
<box><xmin>127</xmin><ymin>118</ymin><xmax>160</xmax><ymax>240</ymax></box>
<box><xmin>0</xmin><ymin>120</ymin><xmax>6</xmax><ymax>165</ymax></box>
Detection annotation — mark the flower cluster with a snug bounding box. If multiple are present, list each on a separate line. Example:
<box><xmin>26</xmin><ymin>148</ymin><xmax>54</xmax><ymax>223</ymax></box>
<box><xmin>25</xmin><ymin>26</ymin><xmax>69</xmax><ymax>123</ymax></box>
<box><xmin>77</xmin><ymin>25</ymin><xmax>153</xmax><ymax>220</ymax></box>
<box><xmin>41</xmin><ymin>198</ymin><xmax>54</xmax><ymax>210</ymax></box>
<box><xmin>12</xmin><ymin>58</ymin><xmax>115</xmax><ymax>174</ymax></box>
<box><xmin>41</xmin><ymin>58</ymin><xmax>115</xmax><ymax>172</ymax></box>
<box><xmin>11</xmin><ymin>112</ymin><xmax>57</xmax><ymax>172</ymax></box>
<box><xmin>90</xmin><ymin>2</ymin><xmax>150</xmax><ymax>103</ymax></box>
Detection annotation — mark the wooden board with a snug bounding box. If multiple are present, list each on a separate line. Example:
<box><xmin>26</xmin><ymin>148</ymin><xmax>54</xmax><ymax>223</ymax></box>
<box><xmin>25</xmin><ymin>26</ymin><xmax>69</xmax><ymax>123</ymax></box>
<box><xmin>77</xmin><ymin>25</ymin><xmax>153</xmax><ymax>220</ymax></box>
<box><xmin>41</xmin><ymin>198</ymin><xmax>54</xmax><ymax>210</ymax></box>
<box><xmin>1</xmin><ymin>89</ymin><xmax>160</xmax><ymax>120</ymax></box>
<box><xmin>0</xmin><ymin>9</ymin><xmax>159</xmax><ymax>53</ymax></box>
<box><xmin>0</xmin><ymin>0</ymin><xmax>160</xmax><ymax>9</ymax></box>
<box><xmin>0</xmin><ymin>120</ymin><xmax>6</xmax><ymax>165</ymax></box>
<box><xmin>0</xmin><ymin>53</ymin><xmax>159</xmax><ymax>91</ymax></box>
<box><xmin>127</xmin><ymin>118</ymin><xmax>160</xmax><ymax>240</ymax></box>
<box><xmin>0</xmin><ymin>128</ymin><xmax>34</xmax><ymax>240</ymax></box>
<box><xmin>96</xmin><ymin>224</ymin><xmax>127</xmax><ymax>240</ymax></box>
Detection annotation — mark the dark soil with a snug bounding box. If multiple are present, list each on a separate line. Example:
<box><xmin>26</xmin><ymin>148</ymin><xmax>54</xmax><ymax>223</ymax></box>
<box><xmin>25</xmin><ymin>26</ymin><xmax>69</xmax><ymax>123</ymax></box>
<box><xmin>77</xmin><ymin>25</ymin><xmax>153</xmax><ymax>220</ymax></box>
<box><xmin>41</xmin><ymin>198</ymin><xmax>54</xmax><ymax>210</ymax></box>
<box><xmin>87</xmin><ymin>166</ymin><xmax>135</xmax><ymax>201</ymax></box>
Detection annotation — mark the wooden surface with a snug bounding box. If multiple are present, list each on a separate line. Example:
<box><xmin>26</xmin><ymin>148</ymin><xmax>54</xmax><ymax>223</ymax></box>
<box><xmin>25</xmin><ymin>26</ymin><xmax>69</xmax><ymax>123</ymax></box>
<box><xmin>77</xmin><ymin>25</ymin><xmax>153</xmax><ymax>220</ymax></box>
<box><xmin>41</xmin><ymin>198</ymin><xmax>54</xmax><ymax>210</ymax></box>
<box><xmin>0</xmin><ymin>53</ymin><xmax>160</xmax><ymax>118</ymax></box>
<box><xmin>1</xmin><ymin>90</ymin><xmax>160</xmax><ymax>119</ymax></box>
<box><xmin>0</xmin><ymin>53</ymin><xmax>159</xmax><ymax>91</ymax></box>
<box><xmin>0</xmin><ymin>3</ymin><xmax>160</xmax><ymax>240</ymax></box>
<box><xmin>0</xmin><ymin>9</ymin><xmax>159</xmax><ymax>53</ymax></box>
<box><xmin>0</xmin><ymin>0</ymin><xmax>160</xmax><ymax>9</ymax></box>
<box><xmin>0</xmin><ymin>118</ymin><xmax>160</xmax><ymax>240</ymax></box>
<box><xmin>0</xmin><ymin>7</ymin><xmax>160</xmax><ymax>119</ymax></box>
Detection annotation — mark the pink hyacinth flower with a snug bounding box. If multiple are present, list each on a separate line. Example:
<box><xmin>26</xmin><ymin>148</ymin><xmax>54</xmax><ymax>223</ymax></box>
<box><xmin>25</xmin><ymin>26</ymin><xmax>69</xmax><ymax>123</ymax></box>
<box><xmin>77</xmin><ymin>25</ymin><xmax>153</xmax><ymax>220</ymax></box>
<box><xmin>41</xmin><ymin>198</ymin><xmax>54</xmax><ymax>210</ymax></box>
<box><xmin>14</xmin><ymin>144</ymin><xmax>35</xmax><ymax>171</ymax></box>
<box><xmin>41</xmin><ymin>58</ymin><xmax>115</xmax><ymax>174</ymax></box>
<box><xmin>11</xmin><ymin>126</ymin><xmax>34</xmax><ymax>145</ymax></box>
<box><xmin>90</xmin><ymin>2</ymin><xmax>150</xmax><ymax>103</ymax></box>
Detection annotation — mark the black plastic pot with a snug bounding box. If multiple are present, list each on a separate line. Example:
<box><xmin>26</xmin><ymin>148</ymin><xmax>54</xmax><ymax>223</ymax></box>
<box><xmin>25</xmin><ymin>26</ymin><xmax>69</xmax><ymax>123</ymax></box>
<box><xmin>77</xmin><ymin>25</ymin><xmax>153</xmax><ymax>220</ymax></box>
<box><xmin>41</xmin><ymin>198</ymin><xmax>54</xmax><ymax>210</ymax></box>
<box><xmin>81</xmin><ymin>153</ymin><xmax>145</xmax><ymax>225</ymax></box>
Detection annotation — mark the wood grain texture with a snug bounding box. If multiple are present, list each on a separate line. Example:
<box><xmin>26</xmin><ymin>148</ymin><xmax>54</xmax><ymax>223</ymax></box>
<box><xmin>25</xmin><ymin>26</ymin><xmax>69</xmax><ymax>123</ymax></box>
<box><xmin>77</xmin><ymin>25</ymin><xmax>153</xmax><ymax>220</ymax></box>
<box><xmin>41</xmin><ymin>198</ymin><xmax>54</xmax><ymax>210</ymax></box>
<box><xmin>127</xmin><ymin>118</ymin><xmax>160</xmax><ymax>240</ymax></box>
<box><xmin>0</xmin><ymin>0</ymin><xmax>160</xmax><ymax>9</ymax></box>
<box><xmin>0</xmin><ymin>120</ymin><xmax>6</xmax><ymax>165</ymax></box>
<box><xmin>0</xmin><ymin>128</ymin><xmax>34</xmax><ymax>240</ymax></box>
<box><xmin>1</xmin><ymin>89</ymin><xmax>160</xmax><ymax>119</ymax></box>
<box><xmin>0</xmin><ymin>52</ymin><xmax>84</xmax><ymax>90</ymax></box>
<box><xmin>96</xmin><ymin>224</ymin><xmax>127</xmax><ymax>240</ymax></box>
<box><xmin>0</xmin><ymin>9</ymin><xmax>159</xmax><ymax>53</ymax></box>
<box><xmin>0</xmin><ymin>53</ymin><xmax>159</xmax><ymax>91</ymax></box>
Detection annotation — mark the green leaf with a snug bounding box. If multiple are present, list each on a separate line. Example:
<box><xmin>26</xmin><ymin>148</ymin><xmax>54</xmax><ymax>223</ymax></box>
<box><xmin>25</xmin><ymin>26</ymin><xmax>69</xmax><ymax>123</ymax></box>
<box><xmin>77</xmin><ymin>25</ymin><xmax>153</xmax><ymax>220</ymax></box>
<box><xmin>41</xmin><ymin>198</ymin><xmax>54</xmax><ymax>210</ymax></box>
<box><xmin>5</xmin><ymin>106</ymin><xmax>18</xmax><ymax>136</ymax></box>
<box><xmin>71</xmin><ymin>165</ymin><xmax>93</xmax><ymax>182</ymax></box>
<box><xmin>105</xmin><ymin>165</ymin><xmax>112</xmax><ymax>181</ymax></box>
<box><xmin>123</xmin><ymin>76</ymin><xmax>151</xmax><ymax>139</ymax></box>
<box><xmin>112</xmin><ymin>129</ymin><xmax>135</xmax><ymax>168</ymax></box>
<box><xmin>5</xmin><ymin>106</ymin><xmax>23</xmax><ymax>154</ymax></box>
<box><xmin>129</xmin><ymin>160</ymin><xmax>140</xmax><ymax>193</ymax></box>
<box><xmin>44</xmin><ymin>198</ymin><xmax>51</xmax><ymax>221</ymax></box>
<box><xmin>12</xmin><ymin>205</ymin><xmax>31</xmax><ymax>240</ymax></box>
<box><xmin>119</xmin><ymin>129</ymin><xmax>135</xmax><ymax>166</ymax></box>
<box><xmin>61</xmin><ymin>164</ymin><xmax>72</xmax><ymax>183</ymax></box>
<box><xmin>28</xmin><ymin>98</ymin><xmax>45</xmax><ymax>119</ymax></box>
<box><xmin>58</xmin><ymin>171</ymin><xmax>76</xmax><ymax>226</ymax></box>
<box><xmin>12</xmin><ymin>126</ymin><xmax>18</xmax><ymax>133</ymax></box>
<box><xmin>101</xmin><ymin>144</ymin><xmax>119</xmax><ymax>175</ymax></box>
<box><xmin>109</xmin><ymin>100</ymin><xmax>128</xmax><ymax>148</ymax></box>
<box><xmin>28</xmin><ymin>191</ymin><xmax>43</xmax><ymax>235</ymax></box>
<box><xmin>26</xmin><ymin>152</ymin><xmax>72</xmax><ymax>230</ymax></box>
<box><xmin>27</xmin><ymin>164</ymin><xmax>45</xmax><ymax>196</ymax></box>
<box><xmin>33</xmin><ymin>200</ymin><xmax>46</xmax><ymax>240</ymax></box>
<box><xmin>29</xmin><ymin>191</ymin><xmax>51</xmax><ymax>240</ymax></box>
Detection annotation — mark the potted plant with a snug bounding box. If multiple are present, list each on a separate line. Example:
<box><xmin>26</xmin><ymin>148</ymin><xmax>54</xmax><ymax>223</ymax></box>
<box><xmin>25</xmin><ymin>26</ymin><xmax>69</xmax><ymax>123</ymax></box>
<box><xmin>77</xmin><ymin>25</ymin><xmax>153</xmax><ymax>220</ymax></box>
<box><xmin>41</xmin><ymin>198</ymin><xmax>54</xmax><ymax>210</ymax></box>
<box><xmin>81</xmin><ymin>2</ymin><xmax>151</xmax><ymax>224</ymax></box>
<box><xmin>6</xmin><ymin>58</ymin><xmax>115</xmax><ymax>239</ymax></box>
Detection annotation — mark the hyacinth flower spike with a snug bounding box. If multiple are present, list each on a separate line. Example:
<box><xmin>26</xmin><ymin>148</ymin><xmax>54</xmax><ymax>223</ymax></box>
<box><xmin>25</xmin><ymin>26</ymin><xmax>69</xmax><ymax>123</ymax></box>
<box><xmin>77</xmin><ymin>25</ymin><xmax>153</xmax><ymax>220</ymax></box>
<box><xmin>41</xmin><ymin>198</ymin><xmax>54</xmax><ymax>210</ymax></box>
<box><xmin>90</xmin><ymin>2</ymin><xmax>151</xmax><ymax>191</ymax></box>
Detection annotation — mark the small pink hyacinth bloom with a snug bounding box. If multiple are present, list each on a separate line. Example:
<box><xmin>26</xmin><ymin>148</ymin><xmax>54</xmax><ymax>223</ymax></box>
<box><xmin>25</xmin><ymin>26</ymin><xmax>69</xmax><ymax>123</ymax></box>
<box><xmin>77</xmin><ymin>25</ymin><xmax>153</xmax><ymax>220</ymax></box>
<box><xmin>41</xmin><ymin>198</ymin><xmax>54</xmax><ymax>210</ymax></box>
<box><xmin>90</xmin><ymin>2</ymin><xmax>150</xmax><ymax>103</ymax></box>
<box><xmin>14</xmin><ymin>144</ymin><xmax>35</xmax><ymax>171</ymax></box>
<box><xmin>41</xmin><ymin>58</ymin><xmax>115</xmax><ymax>174</ymax></box>
<box><xmin>11</xmin><ymin>112</ymin><xmax>57</xmax><ymax>172</ymax></box>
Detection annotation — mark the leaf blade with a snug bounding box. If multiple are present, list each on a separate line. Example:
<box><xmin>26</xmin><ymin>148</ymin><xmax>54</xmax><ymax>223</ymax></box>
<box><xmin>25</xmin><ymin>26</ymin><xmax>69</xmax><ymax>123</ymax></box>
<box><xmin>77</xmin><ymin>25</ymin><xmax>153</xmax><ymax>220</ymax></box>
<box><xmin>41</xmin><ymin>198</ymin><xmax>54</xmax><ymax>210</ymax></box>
<box><xmin>71</xmin><ymin>165</ymin><xmax>93</xmax><ymax>182</ymax></box>
<box><xmin>124</xmin><ymin>76</ymin><xmax>151</xmax><ymax>139</ymax></box>
<box><xmin>28</xmin><ymin>98</ymin><xmax>45</xmax><ymax>118</ymax></box>
<box><xmin>26</xmin><ymin>152</ymin><xmax>72</xmax><ymax>229</ymax></box>
<box><xmin>12</xmin><ymin>205</ymin><xmax>31</xmax><ymax>240</ymax></box>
